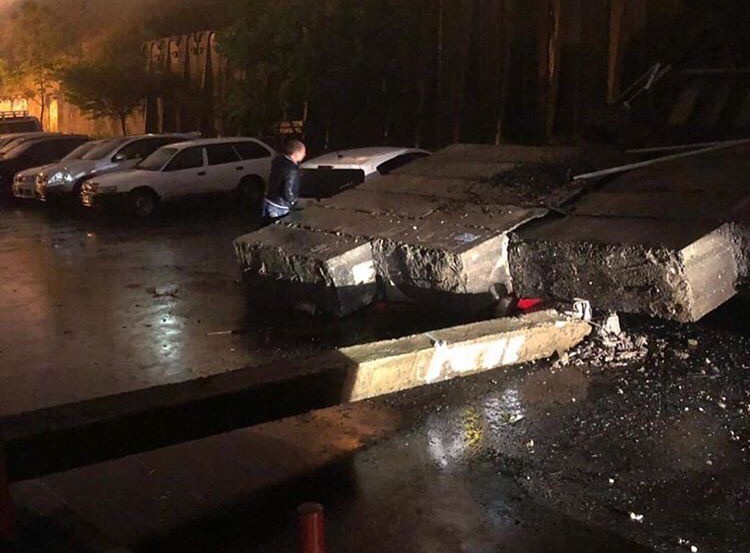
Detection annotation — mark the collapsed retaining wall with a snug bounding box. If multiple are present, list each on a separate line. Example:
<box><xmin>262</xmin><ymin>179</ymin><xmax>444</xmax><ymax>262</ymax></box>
<box><xmin>234</xmin><ymin>144</ymin><xmax>615</xmax><ymax>315</ymax></box>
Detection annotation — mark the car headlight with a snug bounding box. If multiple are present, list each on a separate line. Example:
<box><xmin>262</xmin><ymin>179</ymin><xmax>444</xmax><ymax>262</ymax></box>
<box><xmin>47</xmin><ymin>171</ymin><xmax>76</xmax><ymax>186</ymax></box>
<box><xmin>82</xmin><ymin>181</ymin><xmax>117</xmax><ymax>195</ymax></box>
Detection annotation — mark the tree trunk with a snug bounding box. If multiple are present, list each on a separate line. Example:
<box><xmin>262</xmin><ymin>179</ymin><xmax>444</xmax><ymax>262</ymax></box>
<box><xmin>607</xmin><ymin>0</ymin><xmax>627</xmax><ymax>103</ymax></box>
<box><xmin>38</xmin><ymin>78</ymin><xmax>46</xmax><ymax>131</ymax></box>
<box><xmin>120</xmin><ymin>114</ymin><xmax>129</xmax><ymax>136</ymax></box>
<box><xmin>544</xmin><ymin>0</ymin><xmax>563</xmax><ymax>141</ymax></box>
<box><xmin>496</xmin><ymin>0</ymin><xmax>515</xmax><ymax>144</ymax></box>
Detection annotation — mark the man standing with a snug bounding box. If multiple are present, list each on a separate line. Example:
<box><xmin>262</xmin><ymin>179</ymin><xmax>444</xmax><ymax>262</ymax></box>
<box><xmin>261</xmin><ymin>139</ymin><xmax>306</xmax><ymax>220</ymax></box>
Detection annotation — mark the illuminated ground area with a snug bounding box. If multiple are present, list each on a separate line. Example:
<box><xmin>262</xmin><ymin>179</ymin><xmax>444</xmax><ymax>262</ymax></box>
<box><xmin>0</xmin><ymin>203</ymin><xmax>469</xmax><ymax>419</ymax></box>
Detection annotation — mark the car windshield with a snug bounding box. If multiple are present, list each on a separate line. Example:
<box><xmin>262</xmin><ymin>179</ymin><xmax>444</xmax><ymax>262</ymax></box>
<box><xmin>81</xmin><ymin>137</ymin><xmax>128</xmax><ymax>160</ymax></box>
<box><xmin>300</xmin><ymin>167</ymin><xmax>366</xmax><ymax>198</ymax></box>
<box><xmin>0</xmin><ymin>142</ymin><xmax>28</xmax><ymax>159</ymax></box>
<box><xmin>0</xmin><ymin>139</ymin><xmax>27</xmax><ymax>156</ymax></box>
<box><xmin>138</xmin><ymin>147</ymin><xmax>177</xmax><ymax>171</ymax></box>
<box><xmin>62</xmin><ymin>140</ymin><xmax>98</xmax><ymax>161</ymax></box>
<box><xmin>0</xmin><ymin>137</ymin><xmax>18</xmax><ymax>150</ymax></box>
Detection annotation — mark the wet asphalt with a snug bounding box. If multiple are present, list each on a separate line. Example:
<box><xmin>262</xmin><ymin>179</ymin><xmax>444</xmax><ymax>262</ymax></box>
<box><xmin>0</xmin><ymin>201</ymin><xmax>469</xmax><ymax>417</ymax></box>
<box><xmin>1</xmin><ymin>201</ymin><xmax>748</xmax><ymax>553</ymax></box>
<box><xmin>135</xmin><ymin>312</ymin><xmax>748</xmax><ymax>553</ymax></box>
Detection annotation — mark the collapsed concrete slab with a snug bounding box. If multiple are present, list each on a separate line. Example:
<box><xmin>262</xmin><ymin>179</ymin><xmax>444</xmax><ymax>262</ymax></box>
<box><xmin>235</xmin><ymin>144</ymin><xmax>624</xmax><ymax>317</ymax></box>
<box><xmin>277</xmin><ymin>205</ymin><xmax>509</xmax><ymax>311</ymax></box>
<box><xmin>275</xmin><ymin>204</ymin><xmax>548</xmax><ymax>312</ymax></box>
<box><xmin>510</xmin><ymin>217</ymin><xmax>744</xmax><ymax>322</ymax></box>
<box><xmin>234</xmin><ymin>224</ymin><xmax>378</xmax><ymax>317</ymax></box>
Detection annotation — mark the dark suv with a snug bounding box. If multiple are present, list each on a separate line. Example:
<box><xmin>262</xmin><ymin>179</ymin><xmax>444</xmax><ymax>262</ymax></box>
<box><xmin>0</xmin><ymin>134</ymin><xmax>89</xmax><ymax>199</ymax></box>
<box><xmin>0</xmin><ymin>112</ymin><xmax>42</xmax><ymax>134</ymax></box>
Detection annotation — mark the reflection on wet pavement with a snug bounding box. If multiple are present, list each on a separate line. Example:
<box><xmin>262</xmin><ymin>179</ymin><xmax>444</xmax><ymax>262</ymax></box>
<box><xmin>3</xmin><ymin>204</ymin><xmax>748</xmax><ymax>553</ymax></box>
<box><xmin>139</xmin><ymin>312</ymin><xmax>748</xmax><ymax>553</ymax></box>
<box><xmin>0</xmin><ymin>206</ymin><xmax>470</xmax><ymax>416</ymax></box>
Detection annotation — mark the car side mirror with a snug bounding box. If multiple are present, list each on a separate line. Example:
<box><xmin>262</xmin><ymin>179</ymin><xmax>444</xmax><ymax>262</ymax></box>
<box><xmin>113</xmin><ymin>153</ymin><xmax>127</xmax><ymax>162</ymax></box>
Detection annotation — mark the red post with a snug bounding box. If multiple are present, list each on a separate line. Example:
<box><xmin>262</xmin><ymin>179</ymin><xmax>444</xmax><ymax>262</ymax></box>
<box><xmin>0</xmin><ymin>443</ymin><xmax>16</xmax><ymax>542</ymax></box>
<box><xmin>297</xmin><ymin>502</ymin><xmax>325</xmax><ymax>553</ymax></box>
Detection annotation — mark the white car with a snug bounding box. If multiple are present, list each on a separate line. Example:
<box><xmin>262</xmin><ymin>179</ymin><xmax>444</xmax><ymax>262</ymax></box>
<box><xmin>81</xmin><ymin>137</ymin><xmax>275</xmax><ymax>217</ymax></box>
<box><xmin>37</xmin><ymin>133</ymin><xmax>197</xmax><ymax>202</ymax></box>
<box><xmin>11</xmin><ymin>139</ymin><xmax>106</xmax><ymax>200</ymax></box>
<box><xmin>299</xmin><ymin>146</ymin><xmax>430</xmax><ymax>198</ymax></box>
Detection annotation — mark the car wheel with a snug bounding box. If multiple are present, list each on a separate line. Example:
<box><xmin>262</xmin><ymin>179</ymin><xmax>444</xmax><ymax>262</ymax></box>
<box><xmin>238</xmin><ymin>177</ymin><xmax>265</xmax><ymax>210</ymax></box>
<box><xmin>129</xmin><ymin>188</ymin><xmax>159</xmax><ymax>218</ymax></box>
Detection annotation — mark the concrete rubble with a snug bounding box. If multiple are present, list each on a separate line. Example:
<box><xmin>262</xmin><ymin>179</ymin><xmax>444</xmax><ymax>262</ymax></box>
<box><xmin>235</xmin><ymin>144</ymin><xmax>616</xmax><ymax>316</ymax></box>
<box><xmin>234</xmin><ymin>224</ymin><xmax>378</xmax><ymax>317</ymax></box>
<box><xmin>510</xmin><ymin>144</ymin><xmax>750</xmax><ymax>322</ymax></box>
<box><xmin>235</xmin><ymin>142</ymin><xmax>750</xmax><ymax>321</ymax></box>
<box><xmin>510</xmin><ymin>217</ymin><xmax>744</xmax><ymax>322</ymax></box>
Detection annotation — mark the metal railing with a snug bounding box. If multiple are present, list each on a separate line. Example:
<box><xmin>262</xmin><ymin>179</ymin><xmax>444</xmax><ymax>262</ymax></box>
<box><xmin>0</xmin><ymin>111</ymin><xmax>31</xmax><ymax>120</ymax></box>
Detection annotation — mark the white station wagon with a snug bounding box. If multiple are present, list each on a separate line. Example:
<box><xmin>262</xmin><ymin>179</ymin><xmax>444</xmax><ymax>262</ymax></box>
<box><xmin>81</xmin><ymin>137</ymin><xmax>275</xmax><ymax>217</ymax></box>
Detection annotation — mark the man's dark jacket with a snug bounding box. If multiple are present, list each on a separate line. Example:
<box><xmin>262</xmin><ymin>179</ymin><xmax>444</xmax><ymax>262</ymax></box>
<box><xmin>265</xmin><ymin>155</ymin><xmax>300</xmax><ymax>208</ymax></box>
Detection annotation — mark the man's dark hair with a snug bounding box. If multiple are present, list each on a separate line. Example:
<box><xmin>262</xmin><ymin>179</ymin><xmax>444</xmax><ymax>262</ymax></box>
<box><xmin>284</xmin><ymin>139</ymin><xmax>305</xmax><ymax>156</ymax></box>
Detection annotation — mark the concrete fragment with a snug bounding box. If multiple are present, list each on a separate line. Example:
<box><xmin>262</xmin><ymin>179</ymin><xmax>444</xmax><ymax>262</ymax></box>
<box><xmin>510</xmin><ymin>217</ymin><xmax>744</xmax><ymax>322</ymax></box>
<box><xmin>341</xmin><ymin>310</ymin><xmax>591</xmax><ymax>400</ymax></box>
<box><xmin>283</xmin><ymin>206</ymin><xmax>531</xmax><ymax>312</ymax></box>
<box><xmin>373</xmin><ymin>221</ymin><xmax>508</xmax><ymax>312</ymax></box>
<box><xmin>234</xmin><ymin>225</ymin><xmax>378</xmax><ymax>317</ymax></box>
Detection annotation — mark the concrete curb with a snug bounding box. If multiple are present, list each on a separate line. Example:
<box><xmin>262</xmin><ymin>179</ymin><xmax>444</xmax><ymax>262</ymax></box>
<box><xmin>2</xmin><ymin>311</ymin><xmax>589</xmax><ymax>447</ymax></box>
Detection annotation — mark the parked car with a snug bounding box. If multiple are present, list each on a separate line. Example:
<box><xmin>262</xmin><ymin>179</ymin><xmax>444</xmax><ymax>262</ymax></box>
<box><xmin>11</xmin><ymin>139</ymin><xmax>107</xmax><ymax>200</ymax></box>
<box><xmin>0</xmin><ymin>111</ymin><xmax>42</xmax><ymax>134</ymax></box>
<box><xmin>299</xmin><ymin>147</ymin><xmax>431</xmax><ymax>199</ymax></box>
<box><xmin>81</xmin><ymin>137</ymin><xmax>275</xmax><ymax>217</ymax></box>
<box><xmin>0</xmin><ymin>132</ymin><xmax>51</xmax><ymax>151</ymax></box>
<box><xmin>0</xmin><ymin>134</ymin><xmax>89</xmax><ymax>199</ymax></box>
<box><xmin>37</xmin><ymin>133</ymin><xmax>199</xmax><ymax>202</ymax></box>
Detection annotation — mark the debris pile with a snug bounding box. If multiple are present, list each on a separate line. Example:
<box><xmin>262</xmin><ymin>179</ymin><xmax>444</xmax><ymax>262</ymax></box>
<box><xmin>554</xmin><ymin>312</ymin><xmax>649</xmax><ymax>368</ymax></box>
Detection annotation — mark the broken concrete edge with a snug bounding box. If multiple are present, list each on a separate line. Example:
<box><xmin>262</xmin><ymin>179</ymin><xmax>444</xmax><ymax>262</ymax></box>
<box><xmin>342</xmin><ymin>310</ymin><xmax>591</xmax><ymax>401</ymax></box>
<box><xmin>0</xmin><ymin>311</ymin><xmax>590</xmax><ymax>445</ymax></box>
<box><xmin>11</xmin><ymin>480</ymin><xmax>133</xmax><ymax>553</ymax></box>
<box><xmin>509</xmin><ymin>219</ymin><xmax>746</xmax><ymax>323</ymax></box>
<box><xmin>234</xmin><ymin>202</ymin><xmax>548</xmax><ymax>302</ymax></box>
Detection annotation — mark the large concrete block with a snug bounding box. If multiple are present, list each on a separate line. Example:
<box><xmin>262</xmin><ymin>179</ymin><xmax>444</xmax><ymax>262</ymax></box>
<box><xmin>284</xmin><ymin>206</ymin><xmax>516</xmax><ymax>311</ymax></box>
<box><xmin>373</xmin><ymin>222</ymin><xmax>508</xmax><ymax>311</ymax></box>
<box><xmin>509</xmin><ymin>216</ymin><xmax>744</xmax><ymax>322</ymax></box>
<box><xmin>234</xmin><ymin>225</ymin><xmax>378</xmax><ymax>316</ymax></box>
